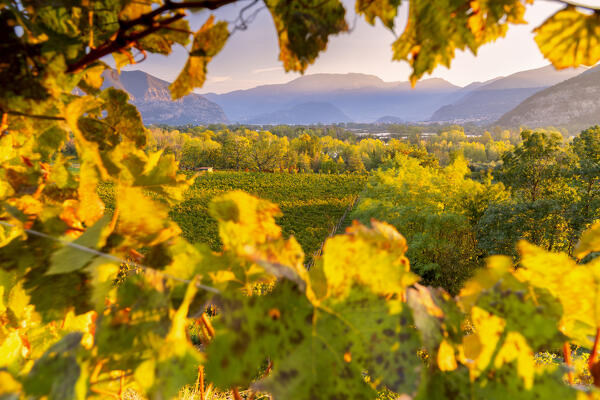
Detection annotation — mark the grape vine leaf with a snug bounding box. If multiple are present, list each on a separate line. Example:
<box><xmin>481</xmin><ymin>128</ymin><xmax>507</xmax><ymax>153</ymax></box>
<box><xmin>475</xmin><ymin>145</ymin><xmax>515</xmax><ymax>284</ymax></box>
<box><xmin>170</xmin><ymin>16</ymin><xmax>229</xmax><ymax>99</ymax></box>
<box><xmin>392</xmin><ymin>0</ymin><xmax>528</xmax><ymax>85</ymax></box>
<box><xmin>146</xmin><ymin>278</ymin><xmax>204</xmax><ymax>399</ymax></box>
<box><xmin>322</xmin><ymin>220</ymin><xmax>419</xmax><ymax>299</ymax></box>
<box><xmin>535</xmin><ymin>6</ymin><xmax>600</xmax><ymax>69</ymax></box>
<box><xmin>47</xmin><ymin>214</ymin><xmax>113</xmax><ymax>275</ymax></box>
<box><xmin>574</xmin><ymin>221</ymin><xmax>600</xmax><ymax>260</ymax></box>
<box><xmin>209</xmin><ymin>191</ymin><xmax>307</xmax><ymax>289</ymax></box>
<box><xmin>205</xmin><ymin>281</ymin><xmax>314</xmax><ymax>389</ymax></box>
<box><xmin>356</xmin><ymin>0</ymin><xmax>402</xmax><ymax>30</ymax></box>
<box><xmin>265</xmin><ymin>0</ymin><xmax>349</xmax><ymax>72</ymax></box>
<box><xmin>23</xmin><ymin>332</ymin><xmax>83</xmax><ymax>400</ymax></box>
<box><xmin>515</xmin><ymin>241</ymin><xmax>600</xmax><ymax>347</ymax></box>
<box><xmin>322</xmin><ymin>287</ymin><xmax>422</xmax><ymax>396</ymax></box>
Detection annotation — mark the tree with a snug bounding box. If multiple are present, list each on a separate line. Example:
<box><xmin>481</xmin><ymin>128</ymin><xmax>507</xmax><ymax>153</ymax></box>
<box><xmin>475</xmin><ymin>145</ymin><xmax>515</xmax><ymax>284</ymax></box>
<box><xmin>345</xmin><ymin>148</ymin><xmax>366</xmax><ymax>173</ymax></box>
<box><xmin>478</xmin><ymin>129</ymin><xmax>595</xmax><ymax>256</ymax></box>
<box><xmin>222</xmin><ymin>131</ymin><xmax>252</xmax><ymax>170</ymax></box>
<box><xmin>351</xmin><ymin>154</ymin><xmax>507</xmax><ymax>294</ymax></box>
<box><xmin>180</xmin><ymin>136</ymin><xmax>222</xmax><ymax>169</ymax></box>
<box><xmin>248</xmin><ymin>131</ymin><xmax>286</xmax><ymax>171</ymax></box>
<box><xmin>571</xmin><ymin>125</ymin><xmax>600</xmax><ymax>224</ymax></box>
<box><xmin>500</xmin><ymin>130</ymin><xmax>567</xmax><ymax>202</ymax></box>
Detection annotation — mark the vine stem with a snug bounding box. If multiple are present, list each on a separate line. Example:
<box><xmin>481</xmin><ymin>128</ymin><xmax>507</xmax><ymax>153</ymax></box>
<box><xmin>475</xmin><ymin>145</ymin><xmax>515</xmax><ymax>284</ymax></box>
<box><xmin>201</xmin><ymin>313</ymin><xmax>216</xmax><ymax>338</ymax></box>
<box><xmin>563</xmin><ymin>341</ymin><xmax>574</xmax><ymax>385</ymax></box>
<box><xmin>195</xmin><ymin>366</ymin><xmax>205</xmax><ymax>400</ymax></box>
<box><xmin>589</xmin><ymin>328</ymin><xmax>600</xmax><ymax>379</ymax></box>
<box><xmin>231</xmin><ymin>387</ymin><xmax>243</xmax><ymax>400</ymax></box>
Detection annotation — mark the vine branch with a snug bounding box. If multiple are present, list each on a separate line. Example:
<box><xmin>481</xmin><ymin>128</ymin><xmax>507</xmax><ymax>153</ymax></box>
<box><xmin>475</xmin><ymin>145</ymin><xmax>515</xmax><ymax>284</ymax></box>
<box><xmin>1</xmin><ymin>109</ymin><xmax>66</xmax><ymax>121</ymax></box>
<box><xmin>66</xmin><ymin>0</ymin><xmax>240</xmax><ymax>73</ymax></box>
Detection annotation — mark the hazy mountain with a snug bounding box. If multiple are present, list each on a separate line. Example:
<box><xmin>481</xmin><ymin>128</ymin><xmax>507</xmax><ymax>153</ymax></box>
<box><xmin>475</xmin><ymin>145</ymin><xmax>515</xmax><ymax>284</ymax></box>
<box><xmin>430</xmin><ymin>65</ymin><xmax>586</xmax><ymax>124</ymax></box>
<box><xmin>102</xmin><ymin>70</ymin><xmax>228</xmax><ymax>125</ymax></box>
<box><xmin>204</xmin><ymin>73</ymin><xmax>459</xmax><ymax>123</ymax></box>
<box><xmin>375</xmin><ymin>116</ymin><xmax>406</xmax><ymax>124</ymax></box>
<box><xmin>247</xmin><ymin>102</ymin><xmax>352</xmax><ymax>125</ymax></box>
<box><xmin>497</xmin><ymin>65</ymin><xmax>600</xmax><ymax>130</ymax></box>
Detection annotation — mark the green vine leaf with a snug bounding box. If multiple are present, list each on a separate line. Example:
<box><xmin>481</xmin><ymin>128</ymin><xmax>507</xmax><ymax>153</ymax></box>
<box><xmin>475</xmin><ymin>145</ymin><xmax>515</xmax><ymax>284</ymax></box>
<box><xmin>356</xmin><ymin>0</ymin><xmax>402</xmax><ymax>30</ymax></box>
<box><xmin>265</xmin><ymin>0</ymin><xmax>349</xmax><ymax>72</ymax></box>
<box><xmin>47</xmin><ymin>214</ymin><xmax>113</xmax><ymax>275</ymax></box>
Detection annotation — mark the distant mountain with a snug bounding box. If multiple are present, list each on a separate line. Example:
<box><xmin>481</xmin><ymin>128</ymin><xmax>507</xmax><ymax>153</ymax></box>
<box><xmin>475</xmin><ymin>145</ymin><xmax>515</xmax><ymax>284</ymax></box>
<box><xmin>102</xmin><ymin>70</ymin><xmax>228</xmax><ymax>125</ymax></box>
<box><xmin>430</xmin><ymin>65</ymin><xmax>586</xmax><ymax>124</ymax></box>
<box><xmin>247</xmin><ymin>102</ymin><xmax>352</xmax><ymax>125</ymax></box>
<box><xmin>204</xmin><ymin>73</ymin><xmax>459</xmax><ymax>123</ymax></box>
<box><xmin>497</xmin><ymin>65</ymin><xmax>600</xmax><ymax>130</ymax></box>
<box><xmin>375</xmin><ymin>116</ymin><xmax>406</xmax><ymax>124</ymax></box>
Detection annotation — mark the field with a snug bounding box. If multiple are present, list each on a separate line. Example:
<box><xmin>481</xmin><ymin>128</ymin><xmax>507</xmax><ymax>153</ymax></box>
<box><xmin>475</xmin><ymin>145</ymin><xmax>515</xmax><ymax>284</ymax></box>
<box><xmin>171</xmin><ymin>172</ymin><xmax>366</xmax><ymax>263</ymax></box>
<box><xmin>99</xmin><ymin>171</ymin><xmax>366</xmax><ymax>263</ymax></box>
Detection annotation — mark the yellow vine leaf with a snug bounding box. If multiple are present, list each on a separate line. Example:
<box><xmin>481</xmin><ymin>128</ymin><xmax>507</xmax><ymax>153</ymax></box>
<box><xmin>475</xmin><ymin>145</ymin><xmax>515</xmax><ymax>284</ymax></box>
<box><xmin>460</xmin><ymin>306</ymin><xmax>506</xmax><ymax>380</ymax></box>
<box><xmin>77</xmin><ymin>161</ymin><xmax>105</xmax><ymax>226</ymax></box>
<box><xmin>119</xmin><ymin>1</ymin><xmax>152</xmax><ymax>21</ymax></box>
<box><xmin>459</xmin><ymin>255</ymin><xmax>513</xmax><ymax>312</ymax></box>
<box><xmin>0</xmin><ymin>371</ymin><xmax>21</xmax><ymax>395</ymax></box>
<box><xmin>494</xmin><ymin>332</ymin><xmax>535</xmax><ymax>389</ymax></box>
<box><xmin>210</xmin><ymin>191</ymin><xmax>282</xmax><ymax>253</ymax></box>
<box><xmin>0</xmin><ymin>331</ymin><xmax>23</xmax><ymax>368</ymax></box>
<box><xmin>437</xmin><ymin>339</ymin><xmax>458</xmax><ymax>371</ymax></box>
<box><xmin>322</xmin><ymin>220</ymin><xmax>418</xmax><ymax>299</ymax></box>
<box><xmin>170</xmin><ymin>16</ymin><xmax>229</xmax><ymax>99</ymax></box>
<box><xmin>574</xmin><ymin>221</ymin><xmax>600</xmax><ymax>259</ymax></box>
<box><xmin>116</xmin><ymin>186</ymin><xmax>180</xmax><ymax>247</ymax></box>
<box><xmin>515</xmin><ymin>241</ymin><xmax>599</xmax><ymax>347</ymax></box>
<box><xmin>534</xmin><ymin>6</ymin><xmax>600</xmax><ymax>69</ymax></box>
<box><xmin>209</xmin><ymin>191</ymin><xmax>309</xmax><ymax>292</ymax></box>
<box><xmin>393</xmin><ymin>0</ymin><xmax>527</xmax><ymax>85</ymax></box>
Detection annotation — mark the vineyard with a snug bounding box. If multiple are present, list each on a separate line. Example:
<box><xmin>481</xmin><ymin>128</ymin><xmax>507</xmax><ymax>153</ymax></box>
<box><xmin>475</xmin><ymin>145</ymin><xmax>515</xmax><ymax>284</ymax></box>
<box><xmin>99</xmin><ymin>172</ymin><xmax>366</xmax><ymax>263</ymax></box>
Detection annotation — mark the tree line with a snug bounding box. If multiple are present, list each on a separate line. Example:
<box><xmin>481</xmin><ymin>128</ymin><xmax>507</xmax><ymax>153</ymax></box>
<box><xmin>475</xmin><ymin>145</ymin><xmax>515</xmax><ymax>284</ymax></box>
<box><xmin>140</xmin><ymin>125</ymin><xmax>532</xmax><ymax>173</ymax></box>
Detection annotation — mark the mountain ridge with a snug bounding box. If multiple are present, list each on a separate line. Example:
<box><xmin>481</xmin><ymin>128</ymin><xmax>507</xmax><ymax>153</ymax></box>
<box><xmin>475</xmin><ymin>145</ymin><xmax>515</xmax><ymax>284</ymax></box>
<box><xmin>102</xmin><ymin>70</ymin><xmax>228</xmax><ymax>125</ymax></box>
<box><xmin>429</xmin><ymin>65</ymin><xmax>586</xmax><ymax>124</ymax></box>
<box><xmin>496</xmin><ymin>65</ymin><xmax>600</xmax><ymax>130</ymax></box>
<box><xmin>204</xmin><ymin>73</ymin><xmax>460</xmax><ymax>123</ymax></box>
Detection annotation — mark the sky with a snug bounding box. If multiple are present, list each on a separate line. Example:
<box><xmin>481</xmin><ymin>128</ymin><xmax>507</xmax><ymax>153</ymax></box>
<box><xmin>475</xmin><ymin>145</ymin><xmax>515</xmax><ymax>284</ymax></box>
<box><xmin>122</xmin><ymin>0</ymin><xmax>569</xmax><ymax>93</ymax></box>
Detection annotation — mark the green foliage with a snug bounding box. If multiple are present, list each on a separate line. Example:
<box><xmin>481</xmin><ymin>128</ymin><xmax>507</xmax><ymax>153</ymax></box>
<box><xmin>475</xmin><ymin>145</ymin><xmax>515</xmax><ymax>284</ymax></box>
<box><xmin>478</xmin><ymin>128</ymin><xmax>600</xmax><ymax>258</ymax></box>
<box><xmin>352</xmin><ymin>154</ymin><xmax>507</xmax><ymax>294</ymax></box>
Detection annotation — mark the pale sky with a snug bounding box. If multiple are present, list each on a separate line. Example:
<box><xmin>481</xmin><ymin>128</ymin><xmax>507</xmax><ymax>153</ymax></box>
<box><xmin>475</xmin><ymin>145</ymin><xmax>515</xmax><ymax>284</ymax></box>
<box><xmin>122</xmin><ymin>0</ymin><xmax>574</xmax><ymax>93</ymax></box>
